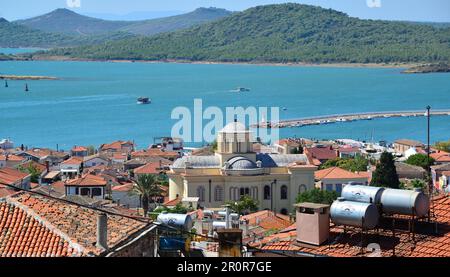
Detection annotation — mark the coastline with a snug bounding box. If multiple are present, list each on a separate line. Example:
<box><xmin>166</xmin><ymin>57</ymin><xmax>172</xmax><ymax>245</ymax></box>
<box><xmin>28</xmin><ymin>55</ymin><xmax>417</xmax><ymax>69</ymax></box>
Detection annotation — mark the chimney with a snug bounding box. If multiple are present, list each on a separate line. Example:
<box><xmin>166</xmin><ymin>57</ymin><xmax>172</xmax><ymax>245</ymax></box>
<box><xmin>217</xmin><ymin>229</ymin><xmax>243</xmax><ymax>257</ymax></box>
<box><xmin>294</xmin><ymin>202</ymin><xmax>330</xmax><ymax>246</ymax></box>
<box><xmin>96</xmin><ymin>213</ymin><xmax>108</xmax><ymax>251</ymax></box>
<box><xmin>45</xmin><ymin>161</ymin><xmax>50</xmax><ymax>173</ymax></box>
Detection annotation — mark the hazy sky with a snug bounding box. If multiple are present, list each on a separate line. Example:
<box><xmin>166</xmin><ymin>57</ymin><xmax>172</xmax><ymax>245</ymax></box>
<box><xmin>1</xmin><ymin>0</ymin><xmax>449</xmax><ymax>22</ymax></box>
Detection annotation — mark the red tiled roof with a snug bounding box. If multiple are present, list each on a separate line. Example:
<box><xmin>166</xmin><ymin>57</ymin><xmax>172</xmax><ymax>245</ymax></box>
<box><xmin>61</xmin><ymin>156</ymin><xmax>83</xmax><ymax>165</ymax></box>
<box><xmin>0</xmin><ymin>154</ymin><xmax>25</xmax><ymax>162</ymax></box>
<box><xmin>65</xmin><ymin>174</ymin><xmax>107</xmax><ymax>187</ymax></box>
<box><xmin>0</xmin><ymin>186</ymin><xmax>17</xmax><ymax>198</ymax></box>
<box><xmin>338</xmin><ymin>146</ymin><xmax>361</xmax><ymax>153</ymax></box>
<box><xmin>431</xmin><ymin>152</ymin><xmax>450</xmax><ymax>163</ymax></box>
<box><xmin>134</xmin><ymin>162</ymin><xmax>161</xmax><ymax>175</ymax></box>
<box><xmin>0</xmin><ymin>201</ymin><xmax>80</xmax><ymax>257</ymax></box>
<box><xmin>315</xmin><ymin>167</ymin><xmax>367</xmax><ymax>180</ymax></box>
<box><xmin>112</xmin><ymin>183</ymin><xmax>134</xmax><ymax>192</ymax></box>
<box><xmin>395</xmin><ymin>139</ymin><xmax>424</xmax><ymax>147</ymax></box>
<box><xmin>241</xmin><ymin>210</ymin><xmax>292</xmax><ymax>231</ymax></box>
<box><xmin>0</xmin><ymin>168</ymin><xmax>29</xmax><ymax>185</ymax></box>
<box><xmin>305</xmin><ymin>147</ymin><xmax>338</xmax><ymax>161</ymax></box>
<box><xmin>19</xmin><ymin>160</ymin><xmax>47</xmax><ymax>173</ymax></box>
<box><xmin>252</xmin><ymin>194</ymin><xmax>450</xmax><ymax>257</ymax></box>
<box><xmin>163</xmin><ymin>197</ymin><xmax>181</xmax><ymax>207</ymax></box>
<box><xmin>1</xmin><ymin>191</ymin><xmax>148</xmax><ymax>257</ymax></box>
<box><xmin>132</xmin><ymin>149</ymin><xmax>179</xmax><ymax>159</ymax></box>
<box><xmin>71</xmin><ymin>146</ymin><xmax>88</xmax><ymax>152</ymax></box>
<box><xmin>100</xmin><ymin>141</ymin><xmax>133</xmax><ymax>151</ymax></box>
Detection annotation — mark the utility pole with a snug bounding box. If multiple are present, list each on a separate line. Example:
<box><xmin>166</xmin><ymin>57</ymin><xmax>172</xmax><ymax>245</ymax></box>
<box><xmin>426</xmin><ymin>106</ymin><xmax>431</xmax><ymax>194</ymax></box>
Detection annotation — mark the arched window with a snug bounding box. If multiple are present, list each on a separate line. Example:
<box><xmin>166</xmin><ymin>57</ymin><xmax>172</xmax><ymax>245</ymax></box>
<box><xmin>264</xmin><ymin>185</ymin><xmax>271</xmax><ymax>200</ymax></box>
<box><xmin>214</xmin><ymin>186</ymin><xmax>224</xmax><ymax>202</ymax></box>
<box><xmin>280</xmin><ymin>185</ymin><xmax>288</xmax><ymax>200</ymax></box>
<box><xmin>298</xmin><ymin>184</ymin><xmax>307</xmax><ymax>194</ymax></box>
<box><xmin>197</xmin><ymin>186</ymin><xmax>205</xmax><ymax>202</ymax></box>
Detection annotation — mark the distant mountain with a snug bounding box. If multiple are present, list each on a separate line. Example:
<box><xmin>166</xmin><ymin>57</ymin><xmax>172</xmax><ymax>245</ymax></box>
<box><xmin>43</xmin><ymin>4</ymin><xmax>450</xmax><ymax>64</ymax></box>
<box><xmin>15</xmin><ymin>8</ymin><xmax>131</xmax><ymax>35</ymax></box>
<box><xmin>119</xmin><ymin>8</ymin><xmax>233</xmax><ymax>36</ymax></box>
<box><xmin>14</xmin><ymin>7</ymin><xmax>232</xmax><ymax>36</ymax></box>
<box><xmin>0</xmin><ymin>18</ymin><xmax>135</xmax><ymax>48</ymax></box>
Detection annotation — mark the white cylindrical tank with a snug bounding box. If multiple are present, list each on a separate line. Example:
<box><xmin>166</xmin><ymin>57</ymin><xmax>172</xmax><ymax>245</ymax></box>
<box><xmin>380</xmin><ymin>188</ymin><xmax>430</xmax><ymax>217</ymax></box>
<box><xmin>341</xmin><ymin>185</ymin><xmax>384</xmax><ymax>204</ymax></box>
<box><xmin>157</xmin><ymin>213</ymin><xmax>193</xmax><ymax>231</ymax></box>
<box><xmin>331</xmin><ymin>199</ymin><xmax>379</xmax><ymax>229</ymax></box>
<box><xmin>212</xmin><ymin>221</ymin><xmax>226</xmax><ymax>230</ymax></box>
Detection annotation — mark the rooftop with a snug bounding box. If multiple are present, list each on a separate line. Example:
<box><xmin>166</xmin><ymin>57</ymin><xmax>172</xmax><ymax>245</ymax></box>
<box><xmin>395</xmin><ymin>139</ymin><xmax>424</xmax><ymax>147</ymax></box>
<box><xmin>315</xmin><ymin>167</ymin><xmax>367</xmax><ymax>180</ymax></box>
<box><xmin>0</xmin><ymin>191</ymin><xmax>149</xmax><ymax>257</ymax></box>
<box><xmin>65</xmin><ymin>174</ymin><xmax>107</xmax><ymax>187</ymax></box>
<box><xmin>0</xmin><ymin>168</ymin><xmax>30</xmax><ymax>185</ymax></box>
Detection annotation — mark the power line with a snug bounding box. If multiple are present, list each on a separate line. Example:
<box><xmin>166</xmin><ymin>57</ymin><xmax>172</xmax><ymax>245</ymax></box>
<box><xmin>1</xmin><ymin>182</ymin><xmax>293</xmax><ymax>257</ymax></box>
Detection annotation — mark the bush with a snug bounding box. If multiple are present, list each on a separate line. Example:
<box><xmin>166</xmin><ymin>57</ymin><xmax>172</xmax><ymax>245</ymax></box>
<box><xmin>296</xmin><ymin>188</ymin><xmax>338</xmax><ymax>205</ymax></box>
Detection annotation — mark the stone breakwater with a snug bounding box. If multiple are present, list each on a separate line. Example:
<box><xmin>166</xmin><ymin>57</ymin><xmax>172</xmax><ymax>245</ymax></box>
<box><xmin>252</xmin><ymin>110</ymin><xmax>450</xmax><ymax>129</ymax></box>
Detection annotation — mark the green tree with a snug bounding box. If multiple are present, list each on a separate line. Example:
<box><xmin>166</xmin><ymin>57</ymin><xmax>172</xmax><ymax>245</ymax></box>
<box><xmin>226</xmin><ymin>195</ymin><xmax>258</xmax><ymax>215</ymax></box>
<box><xmin>370</xmin><ymin>152</ymin><xmax>400</xmax><ymax>189</ymax></box>
<box><xmin>410</xmin><ymin>179</ymin><xmax>426</xmax><ymax>190</ymax></box>
<box><xmin>18</xmin><ymin>163</ymin><xmax>41</xmax><ymax>183</ymax></box>
<box><xmin>434</xmin><ymin>140</ymin><xmax>450</xmax><ymax>152</ymax></box>
<box><xmin>86</xmin><ymin>145</ymin><xmax>96</xmax><ymax>155</ymax></box>
<box><xmin>154</xmin><ymin>202</ymin><xmax>189</xmax><ymax>214</ymax></box>
<box><xmin>405</xmin><ymin>154</ymin><xmax>435</xmax><ymax>169</ymax></box>
<box><xmin>319</xmin><ymin>157</ymin><xmax>368</xmax><ymax>172</ymax></box>
<box><xmin>296</xmin><ymin>188</ymin><xmax>338</xmax><ymax>205</ymax></box>
<box><xmin>131</xmin><ymin>174</ymin><xmax>161</xmax><ymax>217</ymax></box>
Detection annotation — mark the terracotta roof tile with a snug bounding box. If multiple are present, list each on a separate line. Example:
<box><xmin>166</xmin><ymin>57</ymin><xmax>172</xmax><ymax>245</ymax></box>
<box><xmin>315</xmin><ymin>167</ymin><xmax>367</xmax><ymax>180</ymax></box>
<box><xmin>1</xmin><ymin>191</ymin><xmax>149</xmax><ymax>257</ymax></box>
<box><xmin>65</xmin><ymin>174</ymin><xmax>107</xmax><ymax>187</ymax></box>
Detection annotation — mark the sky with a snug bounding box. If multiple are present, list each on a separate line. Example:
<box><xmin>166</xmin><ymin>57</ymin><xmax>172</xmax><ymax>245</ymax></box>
<box><xmin>0</xmin><ymin>0</ymin><xmax>449</xmax><ymax>22</ymax></box>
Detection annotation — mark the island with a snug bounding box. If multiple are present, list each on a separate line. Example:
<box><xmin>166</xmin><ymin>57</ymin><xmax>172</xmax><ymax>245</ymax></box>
<box><xmin>0</xmin><ymin>75</ymin><xmax>58</xmax><ymax>80</ymax></box>
<box><xmin>402</xmin><ymin>63</ymin><xmax>450</xmax><ymax>74</ymax></box>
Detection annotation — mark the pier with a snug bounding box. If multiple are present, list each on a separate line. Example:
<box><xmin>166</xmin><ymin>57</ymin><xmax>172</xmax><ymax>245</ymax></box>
<box><xmin>251</xmin><ymin>109</ymin><xmax>450</xmax><ymax>129</ymax></box>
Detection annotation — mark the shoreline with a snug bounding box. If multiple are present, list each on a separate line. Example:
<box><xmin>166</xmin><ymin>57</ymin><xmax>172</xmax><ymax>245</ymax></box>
<box><xmin>27</xmin><ymin>55</ymin><xmax>417</xmax><ymax>69</ymax></box>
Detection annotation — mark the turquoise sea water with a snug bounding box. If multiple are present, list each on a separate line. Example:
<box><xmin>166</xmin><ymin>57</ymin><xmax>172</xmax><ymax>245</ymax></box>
<box><xmin>0</xmin><ymin>48</ymin><xmax>44</xmax><ymax>55</ymax></box>
<box><xmin>0</xmin><ymin>60</ymin><xmax>449</xmax><ymax>150</ymax></box>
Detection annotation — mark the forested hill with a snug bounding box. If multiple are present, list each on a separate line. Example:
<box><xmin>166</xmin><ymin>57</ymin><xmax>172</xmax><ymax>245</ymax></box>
<box><xmin>0</xmin><ymin>18</ymin><xmax>135</xmax><ymax>48</ymax></box>
<box><xmin>42</xmin><ymin>3</ymin><xmax>450</xmax><ymax>64</ymax></box>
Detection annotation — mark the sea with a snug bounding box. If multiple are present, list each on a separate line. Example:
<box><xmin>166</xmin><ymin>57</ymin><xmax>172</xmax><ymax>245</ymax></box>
<box><xmin>1</xmin><ymin>53</ymin><xmax>449</xmax><ymax>150</ymax></box>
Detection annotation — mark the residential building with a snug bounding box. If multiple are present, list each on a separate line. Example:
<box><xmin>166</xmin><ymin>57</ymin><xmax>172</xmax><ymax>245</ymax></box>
<box><xmin>18</xmin><ymin>148</ymin><xmax>69</xmax><ymax>166</ymax></box>
<box><xmin>431</xmin><ymin>163</ymin><xmax>450</xmax><ymax>190</ymax></box>
<box><xmin>112</xmin><ymin>183</ymin><xmax>140</xmax><ymax>208</ymax></box>
<box><xmin>338</xmin><ymin>146</ymin><xmax>361</xmax><ymax>159</ymax></box>
<box><xmin>60</xmin><ymin>156</ymin><xmax>84</xmax><ymax>179</ymax></box>
<box><xmin>430</xmin><ymin>150</ymin><xmax>450</xmax><ymax>165</ymax></box>
<box><xmin>99</xmin><ymin>140</ymin><xmax>135</xmax><ymax>154</ymax></box>
<box><xmin>314</xmin><ymin>167</ymin><xmax>369</xmax><ymax>195</ymax></box>
<box><xmin>438</xmin><ymin>171</ymin><xmax>450</xmax><ymax>193</ymax></box>
<box><xmin>0</xmin><ymin>167</ymin><xmax>31</xmax><ymax>190</ymax></box>
<box><xmin>83</xmin><ymin>154</ymin><xmax>110</xmax><ymax>168</ymax></box>
<box><xmin>168</xmin><ymin>121</ymin><xmax>317</xmax><ymax>215</ymax></box>
<box><xmin>393</xmin><ymin>139</ymin><xmax>424</xmax><ymax>154</ymax></box>
<box><xmin>395</xmin><ymin>162</ymin><xmax>426</xmax><ymax>180</ymax></box>
<box><xmin>0</xmin><ymin>191</ymin><xmax>156</xmax><ymax>257</ymax></box>
<box><xmin>250</xmin><ymin>195</ymin><xmax>450</xmax><ymax>257</ymax></box>
<box><xmin>0</xmin><ymin>139</ymin><xmax>14</xmax><ymax>150</ymax></box>
<box><xmin>0</xmin><ymin>154</ymin><xmax>26</xmax><ymax>168</ymax></box>
<box><xmin>304</xmin><ymin>146</ymin><xmax>338</xmax><ymax>166</ymax></box>
<box><xmin>64</xmin><ymin>174</ymin><xmax>107</xmax><ymax>199</ymax></box>
<box><xmin>71</xmin><ymin>146</ymin><xmax>89</xmax><ymax>157</ymax></box>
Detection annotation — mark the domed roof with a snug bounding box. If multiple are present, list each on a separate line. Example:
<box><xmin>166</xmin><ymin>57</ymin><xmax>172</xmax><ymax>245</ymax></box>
<box><xmin>219</xmin><ymin>121</ymin><xmax>249</xmax><ymax>133</ymax></box>
<box><xmin>226</xmin><ymin>156</ymin><xmax>257</xmax><ymax>170</ymax></box>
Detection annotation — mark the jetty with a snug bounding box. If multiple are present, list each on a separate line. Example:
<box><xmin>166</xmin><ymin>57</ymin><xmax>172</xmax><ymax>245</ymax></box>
<box><xmin>251</xmin><ymin>109</ymin><xmax>450</xmax><ymax>129</ymax></box>
<box><xmin>0</xmin><ymin>75</ymin><xmax>58</xmax><ymax>80</ymax></box>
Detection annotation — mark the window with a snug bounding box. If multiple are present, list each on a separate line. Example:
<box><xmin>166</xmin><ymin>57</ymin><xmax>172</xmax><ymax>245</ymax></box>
<box><xmin>80</xmin><ymin>188</ymin><xmax>90</xmax><ymax>196</ymax></box>
<box><xmin>229</xmin><ymin>187</ymin><xmax>238</xmax><ymax>201</ymax></box>
<box><xmin>264</xmin><ymin>185</ymin><xmax>271</xmax><ymax>200</ymax></box>
<box><xmin>326</xmin><ymin>184</ymin><xmax>333</xmax><ymax>191</ymax></box>
<box><xmin>240</xmin><ymin>187</ymin><xmax>250</xmax><ymax>198</ymax></box>
<box><xmin>92</xmin><ymin>187</ymin><xmax>102</xmax><ymax>196</ymax></box>
<box><xmin>197</xmin><ymin>186</ymin><xmax>205</xmax><ymax>202</ymax></box>
<box><xmin>298</xmin><ymin>184</ymin><xmax>307</xmax><ymax>194</ymax></box>
<box><xmin>214</xmin><ymin>186</ymin><xmax>224</xmax><ymax>202</ymax></box>
<box><xmin>280</xmin><ymin>185</ymin><xmax>288</xmax><ymax>200</ymax></box>
<box><xmin>335</xmin><ymin>184</ymin><xmax>343</xmax><ymax>195</ymax></box>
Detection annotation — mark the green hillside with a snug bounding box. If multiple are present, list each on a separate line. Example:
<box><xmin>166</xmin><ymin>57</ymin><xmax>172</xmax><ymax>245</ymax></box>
<box><xmin>0</xmin><ymin>17</ymin><xmax>135</xmax><ymax>48</ymax></box>
<box><xmin>15</xmin><ymin>8</ymin><xmax>131</xmax><ymax>35</ymax></box>
<box><xmin>42</xmin><ymin>4</ymin><xmax>450</xmax><ymax>64</ymax></box>
<box><xmin>120</xmin><ymin>8</ymin><xmax>233</xmax><ymax>35</ymax></box>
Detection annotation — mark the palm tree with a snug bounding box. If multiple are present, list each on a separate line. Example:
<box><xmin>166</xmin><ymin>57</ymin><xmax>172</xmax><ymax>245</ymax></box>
<box><xmin>131</xmin><ymin>174</ymin><xmax>161</xmax><ymax>217</ymax></box>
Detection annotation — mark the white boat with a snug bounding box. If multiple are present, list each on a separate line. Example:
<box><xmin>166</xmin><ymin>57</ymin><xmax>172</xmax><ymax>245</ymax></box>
<box><xmin>231</xmin><ymin>87</ymin><xmax>250</xmax><ymax>92</ymax></box>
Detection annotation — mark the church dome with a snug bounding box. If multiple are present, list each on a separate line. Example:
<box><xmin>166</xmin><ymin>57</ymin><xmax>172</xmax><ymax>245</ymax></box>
<box><xmin>219</xmin><ymin>121</ymin><xmax>248</xmax><ymax>133</ymax></box>
<box><xmin>226</xmin><ymin>156</ymin><xmax>257</xmax><ymax>170</ymax></box>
